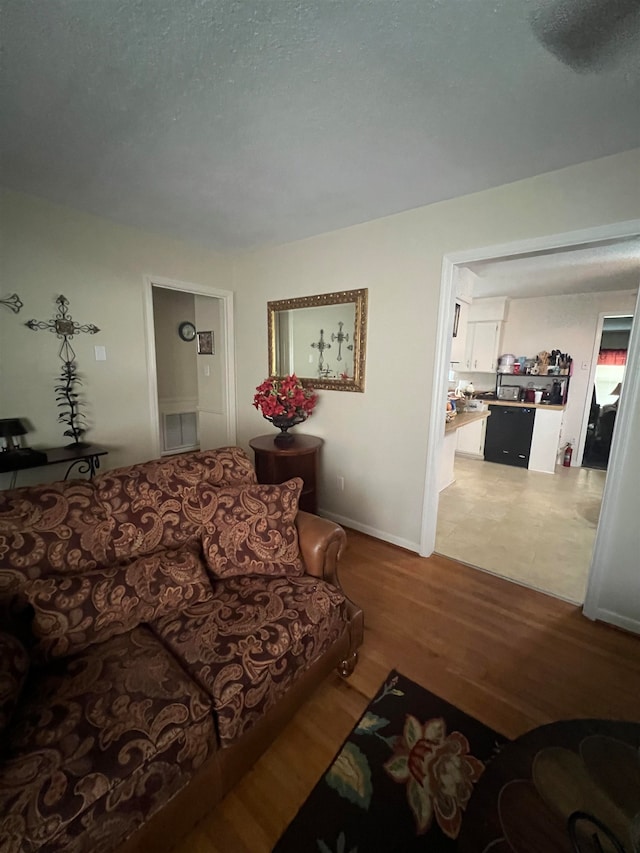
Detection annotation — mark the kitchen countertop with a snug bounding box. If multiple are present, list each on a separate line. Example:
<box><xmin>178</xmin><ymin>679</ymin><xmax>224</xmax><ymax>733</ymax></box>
<box><xmin>444</xmin><ymin>409</ymin><xmax>491</xmax><ymax>434</ymax></box>
<box><xmin>485</xmin><ymin>400</ymin><xmax>566</xmax><ymax>411</ymax></box>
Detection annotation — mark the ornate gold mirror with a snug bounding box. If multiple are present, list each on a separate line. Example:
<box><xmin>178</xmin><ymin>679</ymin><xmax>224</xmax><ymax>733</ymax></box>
<box><xmin>268</xmin><ymin>289</ymin><xmax>368</xmax><ymax>392</ymax></box>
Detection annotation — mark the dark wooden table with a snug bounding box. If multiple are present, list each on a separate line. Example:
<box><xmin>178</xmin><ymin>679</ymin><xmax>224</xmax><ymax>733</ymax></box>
<box><xmin>2</xmin><ymin>444</ymin><xmax>109</xmax><ymax>488</ymax></box>
<box><xmin>249</xmin><ymin>434</ymin><xmax>323</xmax><ymax>514</ymax></box>
<box><xmin>458</xmin><ymin>718</ymin><xmax>640</xmax><ymax>852</ymax></box>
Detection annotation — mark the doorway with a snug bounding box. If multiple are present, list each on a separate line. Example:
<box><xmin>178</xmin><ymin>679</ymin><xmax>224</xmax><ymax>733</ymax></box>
<box><xmin>143</xmin><ymin>276</ymin><xmax>237</xmax><ymax>457</ymax></box>
<box><xmin>582</xmin><ymin>316</ymin><xmax>631</xmax><ymax>471</ymax></box>
<box><xmin>420</xmin><ymin>223</ymin><xmax>640</xmax><ymax>610</ymax></box>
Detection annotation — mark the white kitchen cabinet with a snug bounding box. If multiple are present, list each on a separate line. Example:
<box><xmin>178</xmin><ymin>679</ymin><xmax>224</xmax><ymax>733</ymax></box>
<box><xmin>464</xmin><ymin>321</ymin><xmax>502</xmax><ymax>372</ymax></box>
<box><xmin>456</xmin><ymin>417</ymin><xmax>487</xmax><ymax>457</ymax></box>
<box><xmin>450</xmin><ymin>300</ymin><xmax>469</xmax><ymax>365</ymax></box>
<box><xmin>529</xmin><ymin>408</ymin><xmax>564</xmax><ymax>473</ymax></box>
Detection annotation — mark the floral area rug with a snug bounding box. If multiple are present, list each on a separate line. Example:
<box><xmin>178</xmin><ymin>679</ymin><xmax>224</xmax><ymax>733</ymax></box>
<box><xmin>273</xmin><ymin>670</ymin><xmax>509</xmax><ymax>853</ymax></box>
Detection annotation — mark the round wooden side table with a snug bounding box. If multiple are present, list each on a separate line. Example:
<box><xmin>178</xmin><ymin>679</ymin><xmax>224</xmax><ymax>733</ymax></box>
<box><xmin>249</xmin><ymin>434</ymin><xmax>323</xmax><ymax>514</ymax></box>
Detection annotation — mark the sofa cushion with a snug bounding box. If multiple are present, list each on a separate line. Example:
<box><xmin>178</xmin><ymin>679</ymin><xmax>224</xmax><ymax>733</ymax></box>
<box><xmin>200</xmin><ymin>478</ymin><xmax>305</xmax><ymax>579</ymax></box>
<box><xmin>0</xmin><ymin>481</ymin><xmax>115</xmax><ymax>598</ymax></box>
<box><xmin>151</xmin><ymin>575</ymin><xmax>347</xmax><ymax>746</ymax></box>
<box><xmin>93</xmin><ymin>447</ymin><xmax>257</xmax><ymax>564</ymax></box>
<box><xmin>190</xmin><ymin>447</ymin><xmax>258</xmax><ymax>487</ymax></box>
<box><xmin>22</xmin><ymin>546</ymin><xmax>214</xmax><ymax>662</ymax></box>
<box><xmin>0</xmin><ymin>626</ymin><xmax>215</xmax><ymax>853</ymax></box>
<box><xmin>94</xmin><ymin>456</ymin><xmax>205</xmax><ymax>562</ymax></box>
<box><xmin>0</xmin><ymin>632</ymin><xmax>30</xmax><ymax>737</ymax></box>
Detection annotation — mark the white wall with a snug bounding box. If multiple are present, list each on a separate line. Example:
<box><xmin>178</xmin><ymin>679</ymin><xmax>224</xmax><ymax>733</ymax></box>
<box><xmin>0</xmin><ymin>189</ymin><xmax>232</xmax><ymax>487</ymax></box>
<box><xmin>501</xmin><ymin>291</ymin><xmax>637</xmax><ymax>454</ymax></box>
<box><xmin>234</xmin><ymin>149</ymin><xmax>640</xmax><ymax>551</ymax></box>
<box><xmin>152</xmin><ymin>287</ymin><xmax>197</xmax><ymax>401</ymax></box>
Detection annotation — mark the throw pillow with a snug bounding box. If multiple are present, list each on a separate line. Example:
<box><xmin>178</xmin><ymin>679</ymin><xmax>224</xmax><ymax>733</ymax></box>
<box><xmin>22</xmin><ymin>546</ymin><xmax>214</xmax><ymax>660</ymax></box>
<box><xmin>0</xmin><ymin>631</ymin><xmax>30</xmax><ymax>735</ymax></box>
<box><xmin>199</xmin><ymin>478</ymin><xmax>305</xmax><ymax>578</ymax></box>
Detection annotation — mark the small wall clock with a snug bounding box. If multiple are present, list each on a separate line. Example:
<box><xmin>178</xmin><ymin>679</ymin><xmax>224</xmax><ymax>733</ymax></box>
<box><xmin>178</xmin><ymin>321</ymin><xmax>196</xmax><ymax>342</ymax></box>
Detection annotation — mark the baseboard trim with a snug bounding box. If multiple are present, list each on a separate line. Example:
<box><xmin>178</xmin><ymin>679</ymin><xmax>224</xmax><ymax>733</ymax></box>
<box><xmin>591</xmin><ymin>608</ymin><xmax>640</xmax><ymax>636</ymax></box>
<box><xmin>318</xmin><ymin>509</ymin><xmax>420</xmax><ymax>554</ymax></box>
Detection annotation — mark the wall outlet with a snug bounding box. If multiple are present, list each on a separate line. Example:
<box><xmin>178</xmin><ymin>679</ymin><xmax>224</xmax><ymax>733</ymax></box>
<box><xmin>336</xmin><ymin>475</ymin><xmax>345</xmax><ymax>491</ymax></box>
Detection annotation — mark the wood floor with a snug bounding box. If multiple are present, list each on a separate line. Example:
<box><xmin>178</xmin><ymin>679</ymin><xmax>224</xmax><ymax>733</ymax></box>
<box><xmin>171</xmin><ymin>530</ymin><xmax>640</xmax><ymax>853</ymax></box>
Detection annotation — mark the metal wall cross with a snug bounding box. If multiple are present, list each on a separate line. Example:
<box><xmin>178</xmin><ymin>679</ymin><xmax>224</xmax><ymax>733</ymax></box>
<box><xmin>330</xmin><ymin>321</ymin><xmax>353</xmax><ymax>362</ymax></box>
<box><xmin>0</xmin><ymin>294</ymin><xmax>23</xmax><ymax>314</ymax></box>
<box><xmin>25</xmin><ymin>294</ymin><xmax>100</xmax><ymax>361</ymax></box>
<box><xmin>311</xmin><ymin>328</ymin><xmax>331</xmax><ymax>373</ymax></box>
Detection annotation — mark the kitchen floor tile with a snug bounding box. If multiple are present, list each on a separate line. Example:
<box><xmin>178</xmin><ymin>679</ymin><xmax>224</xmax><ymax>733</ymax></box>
<box><xmin>435</xmin><ymin>456</ymin><xmax>605</xmax><ymax>603</ymax></box>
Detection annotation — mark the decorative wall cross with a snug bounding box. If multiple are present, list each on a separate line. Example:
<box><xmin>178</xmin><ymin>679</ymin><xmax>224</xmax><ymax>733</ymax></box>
<box><xmin>26</xmin><ymin>294</ymin><xmax>100</xmax><ymax>362</ymax></box>
<box><xmin>25</xmin><ymin>294</ymin><xmax>100</xmax><ymax>446</ymax></box>
<box><xmin>331</xmin><ymin>321</ymin><xmax>353</xmax><ymax>362</ymax></box>
<box><xmin>0</xmin><ymin>294</ymin><xmax>23</xmax><ymax>314</ymax></box>
<box><xmin>311</xmin><ymin>328</ymin><xmax>331</xmax><ymax>373</ymax></box>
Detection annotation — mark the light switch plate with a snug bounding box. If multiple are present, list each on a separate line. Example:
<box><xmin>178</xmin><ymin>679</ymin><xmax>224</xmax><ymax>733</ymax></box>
<box><xmin>94</xmin><ymin>345</ymin><xmax>106</xmax><ymax>361</ymax></box>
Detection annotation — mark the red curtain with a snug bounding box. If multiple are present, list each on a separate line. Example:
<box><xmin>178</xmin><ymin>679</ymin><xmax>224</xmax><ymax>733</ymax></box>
<box><xmin>598</xmin><ymin>349</ymin><xmax>627</xmax><ymax>365</ymax></box>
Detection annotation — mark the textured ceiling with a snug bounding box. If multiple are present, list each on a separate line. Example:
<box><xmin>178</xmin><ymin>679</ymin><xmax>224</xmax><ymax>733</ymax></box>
<box><xmin>1</xmin><ymin>0</ymin><xmax>639</xmax><ymax>250</ymax></box>
<box><xmin>467</xmin><ymin>237</ymin><xmax>640</xmax><ymax>298</ymax></box>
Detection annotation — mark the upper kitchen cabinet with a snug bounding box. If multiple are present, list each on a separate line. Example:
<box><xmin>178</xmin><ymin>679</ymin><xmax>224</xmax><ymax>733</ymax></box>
<box><xmin>464</xmin><ymin>321</ymin><xmax>502</xmax><ymax>371</ymax></box>
<box><xmin>463</xmin><ymin>296</ymin><xmax>509</xmax><ymax>372</ymax></box>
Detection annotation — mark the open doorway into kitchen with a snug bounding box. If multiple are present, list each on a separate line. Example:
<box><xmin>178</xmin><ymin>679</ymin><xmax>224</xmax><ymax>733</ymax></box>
<box><xmin>423</xmin><ymin>227</ymin><xmax>640</xmax><ymax>605</ymax></box>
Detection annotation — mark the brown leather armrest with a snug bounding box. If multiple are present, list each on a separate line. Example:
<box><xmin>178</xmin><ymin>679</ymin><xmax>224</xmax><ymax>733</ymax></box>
<box><xmin>296</xmin><ymin>510</ymin><xmax>347</xmax><ymax>585</ymax></box>
<box><xmin>296</xmin><ymin>511</ymin><xmax>363</xmax><ymax>670</ymax></box>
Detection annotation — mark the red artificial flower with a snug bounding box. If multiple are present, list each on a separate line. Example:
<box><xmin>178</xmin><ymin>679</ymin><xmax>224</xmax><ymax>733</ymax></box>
<box><xmin>253</xmin><ymin>374</ymin><xmax>318</xmax><ymax>420</ymax></box>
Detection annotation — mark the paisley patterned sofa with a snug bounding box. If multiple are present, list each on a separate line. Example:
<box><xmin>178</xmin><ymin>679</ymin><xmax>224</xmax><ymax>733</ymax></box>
<box><xmin>0</xmin><ymin>447</ymin><xmax>363</xmax><ymax>853</ymax></box>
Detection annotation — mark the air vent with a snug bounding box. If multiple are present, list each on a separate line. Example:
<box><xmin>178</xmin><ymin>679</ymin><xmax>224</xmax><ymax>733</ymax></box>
<box><xmin>163</xmin><ymin>411</ymin><xmax>198</xmax><ymax>453</ymax></box>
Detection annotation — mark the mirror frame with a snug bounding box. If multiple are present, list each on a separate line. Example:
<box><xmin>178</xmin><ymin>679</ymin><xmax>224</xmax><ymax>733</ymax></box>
<box><xmin>268</xmin><ymin>288</ymin><xmax>368</xmax><ymax>392</ymax></box>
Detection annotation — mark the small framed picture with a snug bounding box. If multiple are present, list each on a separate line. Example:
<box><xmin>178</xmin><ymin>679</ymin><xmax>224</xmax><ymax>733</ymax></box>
<box><xmin>453</xmin><ymin>302</ymin><xmax>461</xmax><ymax>338</ymax></box>
<box><xmin>197</xmin><ymin>330</ymin><xmax>214</xmax><ymax>355</ymax></box>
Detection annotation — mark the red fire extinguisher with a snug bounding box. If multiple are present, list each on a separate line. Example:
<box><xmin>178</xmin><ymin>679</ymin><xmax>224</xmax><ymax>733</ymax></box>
<box><xmin>563</xmin><ymin>443</ymin><xmax>573</xmax><ymax>467</ymax></box>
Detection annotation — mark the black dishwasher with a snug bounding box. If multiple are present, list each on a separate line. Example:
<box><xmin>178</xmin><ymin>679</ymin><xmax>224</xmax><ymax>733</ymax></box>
<box><xmin>484</xmin><ymin>406</ymin><xmax>536</xmax><ymax>468</ymax></box>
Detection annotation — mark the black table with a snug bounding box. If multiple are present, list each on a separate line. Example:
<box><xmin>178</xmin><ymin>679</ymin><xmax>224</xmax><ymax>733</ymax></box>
<box><xmin>1</xmin><ymin>444</ymin><xmax>109</xmax><ymax>488</ymax></box>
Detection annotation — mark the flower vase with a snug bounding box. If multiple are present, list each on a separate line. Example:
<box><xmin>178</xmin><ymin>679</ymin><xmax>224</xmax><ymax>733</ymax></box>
<box><xmin>268</xmin><ymin>414</ymin><xmax>306</xmax><ymax>446</ymax></box>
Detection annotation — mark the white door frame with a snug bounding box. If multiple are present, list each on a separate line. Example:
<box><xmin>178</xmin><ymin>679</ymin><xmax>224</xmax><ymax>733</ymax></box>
<box><xmin>583</xmin><ymin>285</ymin><xmax>640</xmax><ymax>628</ymax></box>
<box><xmin>576</xmin><ymin>311</ymin><xmax>633</xmax><ymax>467</ymax></box>
<box><xmin>419</xmin><ymin>219</ymin><xmax>640</xmax><ymax>563</ymax></box>
<box><xmin>142</xmin><ymin>275</ymin><xmax>237</xmax><ymax>458</ymax></box>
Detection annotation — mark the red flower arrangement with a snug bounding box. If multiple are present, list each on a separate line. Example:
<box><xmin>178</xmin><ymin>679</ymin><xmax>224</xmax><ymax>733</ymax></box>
<box><xmin>253</xmin><ymin>374</ymin><xmax>318</xmax><ymax>421</ymax></box>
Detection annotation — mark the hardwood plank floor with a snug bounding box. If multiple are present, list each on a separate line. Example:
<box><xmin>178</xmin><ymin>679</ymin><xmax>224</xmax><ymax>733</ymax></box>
<box><xmin>172</xmin><ymin>530</ymin><xmax>640</xmax><ymax>853</ymax></box>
